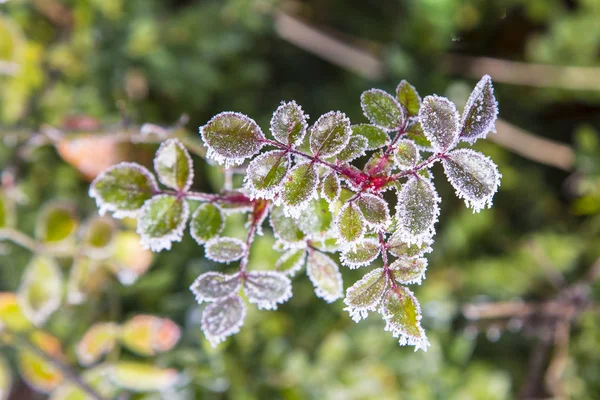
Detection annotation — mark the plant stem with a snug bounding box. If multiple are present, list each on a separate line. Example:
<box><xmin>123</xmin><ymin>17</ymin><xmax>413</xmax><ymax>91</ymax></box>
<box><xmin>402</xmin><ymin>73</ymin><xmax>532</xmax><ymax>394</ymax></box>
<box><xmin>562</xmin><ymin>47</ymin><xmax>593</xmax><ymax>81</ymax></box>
<box><xmin>0</xmin><ymin>228</ymin><xmax>38</xmax><ymax>252</ymax></box>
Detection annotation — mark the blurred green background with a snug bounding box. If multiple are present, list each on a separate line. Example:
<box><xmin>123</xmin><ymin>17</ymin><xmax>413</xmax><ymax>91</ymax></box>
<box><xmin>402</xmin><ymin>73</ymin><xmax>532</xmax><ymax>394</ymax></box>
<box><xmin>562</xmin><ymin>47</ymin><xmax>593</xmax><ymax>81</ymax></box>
<box><xmin>1</xmin><ymin>0</ymin><xmax>600</xmax><ymax>399</ymax></box>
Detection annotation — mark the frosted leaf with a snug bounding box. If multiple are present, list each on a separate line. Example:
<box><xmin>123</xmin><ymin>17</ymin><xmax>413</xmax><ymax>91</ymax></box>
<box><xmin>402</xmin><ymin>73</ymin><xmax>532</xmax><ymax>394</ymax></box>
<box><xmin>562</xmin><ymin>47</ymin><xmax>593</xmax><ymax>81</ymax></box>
<box><xmin>387</xmin><ymin>232</ymin><xmax>432</xmax><ymax>258</ymax></box>
<box><xmin>340</xmin><ymin>238</ymin><xmax>380</xmax><ymax>269</ymax></box>
<box><xmin>190</xmin><ymin>272</ymin><xmax>241</xmax><ymax>303</ymax></box>
<box><xmin>201</xmin><ymin>294</ymin><xmax>246</xmax><ymax>347</ymax></box>
<box><xmin>216</xmin><ymin>190</ymin><xmax>254</xmax><ymax>215</ymax></box>
<box><xmin>269</xmin><ymin>206</ymin><xmax>305</xmax><ymax>247</ymax></box>
<box><xmin>442</xmin><ymin>149</ymin><xmax>501</xmax><ymax>212</ymax></box>
<box><xmin>275</xmin><ymin>249</ymin><xmax>306</xmax><ymax>276</ymax></box>
<box><xmin>200</xmin><ymin>112</ymin><xmax>265</xmax><ymax>166</ymax></box>
<box><xmin>356</xmin><ymin>194</ymin><xmax>390</xmax><ymax>228</ymax></box>
<box><xmin>281</xmin><ymin>163</ymin><xmax>318</xmax><ymax>217</ymax></box>
<box><xmin>335</xmin><ymin>202</ymin><xmax>365</xmax><ymax>244</ymax></box>
<box><xmin>360</xmin><ymin>89</ymin><xmax>406</xmax><ymax>130</ymax></box>
<box><xmin>153</xmin><ymin>139</ymin><xmax>193</xmax><ymax>191</ymax></box>
<box><xmin>364</xmin><ymin>150</ymin><xmax>395</xmax><ymax>176</ymax></box>
<box><xmin>418</xmin><ymin>95</ymin><xmax>460</xmax><ymax>152</ymax></box>
<box><xmin>17</xmin><ymin>256</ymin><xmax>63</xmax><ymax>326</ymax></box>
<box><xmin>405</xmin><ymin>121</ymin><xmax>433</xmax><ymax>151</ymax></box>
<box><xmin>396</xmin><ymin>177</ymin><xmax>440</xmax><ymax>245</ymax></box>
<box><xmin>243</xmin><ymin>271</ymin><xmax>292</xmax><ymax>310</ymax></box>
<box><xmin>295</xmin><ymin>198</ymin><xmax>332</xmax><ymax>238</ymax></box>
<box><xmin>190</xmin><ymin>203</ymin><xmax>224</xmax><ymax>244</ymax></box>
<box><xmin>396</xmin><ymin>80</ymin><xmax>422</xmax><ymax>117</ymax></box>
<box><xmin>351</xmin><ymin>124</ymin><xmax>389</xmax><ymax>150</ymax></box>
<box><xmin>204</xmin><ymin>237</ymin><xmax>246</xmax><ymax>263</ymax></box>
<box><xmin>321</xmin><ymin>172</ymin><xmax>341</xmax><ymax>204</ymax></box>
<box><xmin>75</xmin><ymin>322</ymin><xmax>120</xmax><ymax>366</ymax></box>
<box><xmin>460</xmin><ymin>75</ymin><xmax>498</xmax><ymax>144</ymax></box>
<box><xmin>337</xmin><ymin>135</ymin><xmax>368</xmax><ymax>162</ymax></box>
<box><xmin>35</xmin><ymin>203</ymin><xmax>78</xmax><ymax>244</ymax></box>
<box><xmin>136</xmin><ymin>195</ymin><xmax>189</xmax><ymax>252</ymax></box>
<box><xmin>310</xmin><ymin>235</ymin><xmax>341</xmax><ymax>253</ymax></box>
<box><xmin>379</xmin><ymin>287</ymin><xmax>429</xmax><ymax>351</ymax></box>
<box><xmin>343</xmin><ymin>268</ymin><xmax>387</xmax><ymax>322</ymax></box>
<box><xmin>306</xmin><ymin>251</ymin><xmax>343</xmax><ymax>303</ymax></box>
<box><xmin>393</xmin><ymin>139</ymin><xmax>419</xmax><ymax>170</ymax></box>
<box><xmin>89</xmin><ymin>162</ymin><xmax>158</xmax><ymax>219</ymax></box>
<box><xmin>270</xmin><ymin>100</ymin><xmax>309</xmax><ymax>147</ymax></box>
<box><xmin>309</xmin><ymin>111</ymin><xmax>352</xmax><ymax>158</ymax></box>
<box><xmin>245</xmin><ymin>150</ymin><xmax>290</xmax><ymax>199</ymax></box>
<box><xmin>390</xmin><ymin>257</ymin><xmax>428</xmax><ymax>285</ymax></box>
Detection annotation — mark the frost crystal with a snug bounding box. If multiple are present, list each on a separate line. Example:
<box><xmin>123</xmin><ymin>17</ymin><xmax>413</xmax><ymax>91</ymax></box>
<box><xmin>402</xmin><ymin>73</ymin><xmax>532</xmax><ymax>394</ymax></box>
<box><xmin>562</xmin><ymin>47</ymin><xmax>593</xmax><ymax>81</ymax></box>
<box><xmin>395</xmin><ymin>177</ymin><xmax>440</xmax><ymax>245</ymax></box>
<box><xmin>269</xmin><ymin>206</ymin><xmax>305</xmax><ymax>248</ymax></box>
<box><xmin>153</xmin><ymin>139</ymin><xmax>194</xmax><ymax>192</ymax></box>
<box><xmin>309</xmin><ymin>111</ymin><xmax>352</xmax><ymax>158</ymax></box>
<box><xmin>343</xmin><ymin>268</ymin><xmax>387</xmax><ymax>322</ymax></box>
<box><xmin>17</xmin><ymin>256</ymin><xmax>63</xmax><ymax>326</ymax></box>
<box><xmin>396</xmin><ymin>80</ymin><xmax>422</xmax><ymax>117</ymax></box>
<box><xmin>351</xmin><ymin>124</ymin><xmax>390</xmax><ymax>150</ymax></box>
<box><xmin>356</xmin><ymin>194</ymin><xmax>390</xmax><ymax>228</ymax></box>
<box><xmin>390</xmin><ymin>257</ymin><xmax>428</xmax><ymax>285</ymax></box>
<box><xmin>190</xmin><ymin>203</ymin><xmax>224</xmax><ymax>245</ymax></box>
<box><xmin>190</xmin><ymin>272</ymin><xmax>241</xmax><ymax>303</ymax></box>
<box><xmin>460</xmin><ymin>75</ymin><xmax>498</xmax><ymax>144</ymax></box>
<box><xmin>136</xmin><ymin>195</ymin><xmax>189</xmax><ymax>252</ymax></box>
<box><xmin>201</xmin><ymin>294</ymin><xmax>246</xmax><ymax>347</ymax></box>
<box><xmin>243</xmin><ymin>271</ymin><xmax>292</xmax><ymax>310</ymax></box>
<box><xmin>321</xmin><ymin>172</ymin><xmax>341</xmax><ymax>204</ymax></box>
<box><xmin>306</xmin><ymin>251</ymin><xmax>343</xmax><ymax>303</ymax></box>
<box><xmin>275</xmin><ymin>249</ymin><xmax>306</xmax><ymax>276</ymax></box>
<box><xmin>204</xmin><ymin>237</ymin><xmax>247</xmax><ymax>263</ymax></box>
<box><xmin>280</xmin><ymin>163</ymin><xmax>319</xmax><ymax>218</ymax></box>
<box><xmin>335</xmin><ymin>202</ymin><xmax>365</xmax><ymax>245</ymax></box>
<box><xmin>393</xmin><ymin>139</ymin><xmax>419</xmax><ymax>170</ymax></box>
<box><xmin>270</xmin><ymin>100</ymin><xmax>309</xmax><ymax>147</ymax></box>
<box><xmin>340</xmin><ymin>238</ymin><xmax>380</xmax><ymax>269</ymax></box>
<box><xmin>442</xmin><ymin>148</ymin><xmax>501</xmax><ymax>212</ymax></box>
<box><xmin>244</xmin><ymin>150</ymin><xmax>290</xmax><ymax>199</ymax></box>
<box><xmin>337</xmin><ymin>135</ymin><xmax>368</xmax><ymax>162</ymax></box>
<box><xmin>379</xmin><ymin>287</ymin><xmax>430</xmax><ymax>352</ymax></box>
<box><xmin>387</xmin><ymin>232</ymin><xmax>432</xmax><ymax>258</ymax></box>
<box><xmin>418</xmin><ymin>95</ymin><xmax>460</xmax><ymax>152</ymax></box>
<box><xmin>360</xmin><ymin>89</ymin><xmax>406</xmax><ymax>130</ymax></box>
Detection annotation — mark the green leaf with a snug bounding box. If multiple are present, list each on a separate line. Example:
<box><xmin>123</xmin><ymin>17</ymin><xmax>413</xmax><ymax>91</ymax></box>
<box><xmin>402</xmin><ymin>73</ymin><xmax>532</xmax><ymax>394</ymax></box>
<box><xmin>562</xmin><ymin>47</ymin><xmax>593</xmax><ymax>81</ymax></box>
<box><xmin>364</xmin><ymin>150</ymin><xmax>395</xmax><ymax>176</ymax></box>
<box><xmin>337</xmin><ymin>135</ymin><xmax>368</xmax><ymax>162</ymax></box>
<box><xmin>418</xmin><ymin>95</ymin><xmax>460</xmax><ymax>152</ymax></box>
<box><xmin>393</xmin><ymin>139</ymin><xmax>419</xmax><ymax>170</ymax></box>
<box><xmin>309</xmin><ymin>111</ymin><xmax>352</xmax><ymax>158</ymax></box>
<box><xmin>335</xmin><ymin>203</ymin><xmax>365</xmax><ymax>244</ymax></box>
<box><xmin>396</xmin><ymin>177</ymin><xmax>440</xmax><ymax>245</ymax></box>
<box><xmin>200</xmin><ymin>112</ymin><xmax>265</xmax><ymax>166</ymax></box>
<box><xmin>75</xmin><ymin>322</ymin><xmax>120</xmax><ymax>366</ymax></box>
<box><xmin>460</xmin><ymin>75</ymin><xmax>498</xmax><ymax>144</ymax></box>
<box><xmin>379</xmin><ymin>287</ymin><xmax>429</xmax><ymax>350</ymax></box>
<box><xmin>244</xmin><ymin>271</ymin><xmax>292</xmax><ymax>310</ymax></box>
<box><xmin>443</xmin><ymin>148</ymin><xmax>501</xmax><ymax>212</ymax></box>
<box><xmin>356</xmin><ymin>194</ymin><xmax>389</xmax><ymax>227</ymax></box>
<box><xmin>360</xmin><ymin>89</ymin><xmax>406</xmax><ymax>130</ymax></box>
<box><xmin>269</xmin><ymin>206</ymin><xmax>305</xmax><ymax>246</ymax></box>
<box><xmin>270</xmin><ymin>100</ymin><xmax>308</xmax><ymax>147</ymax></box>
<box><xmin>390</xmin><ymin>257</ymin><xmax>428</xmax><ymax>285</ymax></box>
<box><xmin>205</xmin><ymin>237</ymin><xmax>246</xmax><ymax>263</ymax></box>
<box><xmin>340</xmin><ymin>238</ymin><xmax>380</xmax><ymax>269</ymax></box>
<box><xmin>395</xmin><ymin>80</ymin><xmax>422</xmax><ymax>117</ymax></box>
<box><xmin>121</xmin><ymin>315</ymin><xmax>180</xmax><ymax>356</ymax></box>
<box><xmin>343</xmin><ymin>268</ymin><xmax>387</xmax><ymax>321</ymax></box>
<box><xmin>387</xmin><ymin>233</ymin><xmax>431</xmax><ymax>258</ymax></box>
<box><xmin>295</xmin><ymin>198</ymin><xmax>332</xmax><ymax>237</ymax></box>
<box><xmin>352</xmin><ymin>124</ymin><xmax>389</xmax><ymax>150</ymax></box>
<box><xmin>82</xmin><ymin>217</ymin><xmax>116</xmax><ymax>258</ymax></box>
<box><xmin>109</xmin><ymin>362</ymin><xmax>178</xmax><ymax>392</ymax></box>
<box><xmin>17</xmin><ymin>256</ymin><xmax>63</xmax><ymax>325</ymax></box>
<box><xmin>90</xmin><ymin>162</ymin><xmax>157</xmax><ymax>219</ymax></box>
<box><xmin>66</xmin><ymin>257</ymin><xmax>96</xmax><ymax>305</ymax></box>
<box><xmin>18</xmin><ymin>332</ymin><xmax>64</xmax><ymax>393</ymax></box>
<box><xmin>189</xmin><ymin>203</ymin><xmax>224</xmax><ymax>244</ymax></box>
<box><xmin>405</xmin><ymin>121</ymin><xmax>433</xmax><ymax>151</ymax></box>
<box><xmin>136</xmin><ymin>195</ymin><xmax>189</xmax><ymax>252</ymax></box>
<box><xmin>245</xmin><ymin>150</ymin><xmax>289</xmax><ymax>198</ymax></box>
<box><xmin>275</xmin><ymin>249</ymin><xmax>306</xmax><ymax>276</ymax></box>
<box><xmin>110</xmin><ymin>231</ymin><xmax>153</xmax><ymax>285</ymax></box>
<box><xmin>306</xmin><ymin>251</ymin><xmax>343</xmax><ymax>303</ymax></box>
<box><xmin>281</xmin><ymin>163</ymin><xmax>318</xmax><ymax>215</ymax></box>
<box><xmin>201</xmin><ymin>294</ymin><xmax>246</xmax><ymax>347</ymax></box>
<box><xmin>321</xmin><ymin>172</ymin><xmax>341</xmax><ymax>204</ymax></box>
<box><xmin>190</xmin><ymin>272</ymin><xmax>241</xmax><ymax>303</ymax></box>
<box><xmin>35</xmin><ymin>203</ymin><xmax>78</xmax><ymax>244</ymax></box>
<box><xmin>153</xmin><ymin>138</ymin><xmax>194</xmax><ymax>191</ymax></box>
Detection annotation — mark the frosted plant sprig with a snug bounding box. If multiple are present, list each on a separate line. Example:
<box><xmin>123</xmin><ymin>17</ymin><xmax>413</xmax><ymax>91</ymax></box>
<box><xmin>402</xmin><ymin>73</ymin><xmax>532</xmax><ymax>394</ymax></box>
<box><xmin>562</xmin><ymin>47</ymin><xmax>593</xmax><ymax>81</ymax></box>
<box><xmin>89</xmin><ymin>75</ymin><xmax>501</xmax><ymax>350</ymax></box>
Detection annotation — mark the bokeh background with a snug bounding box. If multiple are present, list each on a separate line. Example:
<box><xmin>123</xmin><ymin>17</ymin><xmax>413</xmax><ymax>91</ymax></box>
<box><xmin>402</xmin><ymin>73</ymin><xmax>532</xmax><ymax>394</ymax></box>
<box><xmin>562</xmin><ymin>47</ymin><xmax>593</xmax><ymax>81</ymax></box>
<box><xmin>1</xmin><ymin>0</ymin><xmax>600</xmax><ymax>399</ymax></box>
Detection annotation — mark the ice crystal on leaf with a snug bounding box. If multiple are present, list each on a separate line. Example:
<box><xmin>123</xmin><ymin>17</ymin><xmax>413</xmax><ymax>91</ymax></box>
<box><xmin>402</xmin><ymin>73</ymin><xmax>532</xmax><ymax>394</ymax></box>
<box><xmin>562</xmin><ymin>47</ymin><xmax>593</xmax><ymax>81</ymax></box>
<box><xmin>204</xmin><ymin>237</ymin><xmax>246</xmax><ymax>263</ymax></box>
<box><xmin>295</xmin><ymin>198</ymin><xmax>332</xmax><ymax>238</ymax></box>
<box><xmin>153</xmin><ymin>139</ymin><xmax>193</xmax><ymax>192</ymax></box>
<box><xmin>396</xmin><ymin>80</ymin><xmax>422</xmax><ymax>117</ymax></box>
<box><xmin>321</xmin><ymin>172</ymin><xmax>341</xmax><ymax>204</ymax></box>
<box><xmin>351</xmin><ymin>124</ymin><xmax>389</xmax><ymax>150</ymax></box>
<box><xmin>360</xmin><ymin>89</ymin><xmax>406</xmax><ymax>130</ymax></box>
<box><xmin>190</xmin><ymin>272</ymin><xmax>241</xmax><ymax>303</ymax></box>
<box><xmin>136</xmin><ymin>195</ymin><xmax>189</xmax><ymax>252</ymax></box>
<box><xmin>190</xmin><ymin>203</ymin><xmax>224</xmax><ymax>244</ymax></box>
<box><xmin>460</xmin><ymin>75</ymin><xmax>498</xmax><ymax>144</ymax></box>
<box><xmin>335</xmin><ymin>202</ymin><xmax>365</xmax><ymax>245</ymax></box>
<box><xmin>243</xmin><ymin>271</ymin><xmax>292</xmax><ymax>310</ymax></box>
<box><xmin>201</xmin><ymin>294</ymin><xmax>246</xmax><ymax>347</ymax></box>
<box><xmin>379</xmin><ymin>287</ymin><xmax>429</xmax><ymax>351</ymax></box>
<box><xmin>269</xmin><ymin>206</ymin><xmax>305</xmax><ymax>247</ymax></box>
<box><xmin>390</xmin><ymin>257</ymin><xmax>428</xmax><ymax>285</ymax></box>
<box><xmin>270</xmin><ymin>100</ymin><xmax>309</xmax><ymax>147</ymax></box>
<box><xmin>393</xmin><ymin>139</ymin><xmax>419</xmax><ymax>170</ymax></box>
<box><xmin>306</xmin><ymin>251</ymin><xmax>343</xmax><ymax>303</ymax></box>
<box><xmin>356</xmin><ymin>194</ymin><xmax>390</xmax><ymax>228</ymax></box>
<box><xmin>340</xmin><ymin>238</ymin><xmax>380</xmax><ymax>269</ymax></box>
<box><xmin>344</xmin><ymin>268</ymin><xmax>387</xmax><ymax>322</ymax></box>
<box><xmin>275</xmin><ymin>249</ymin><xmax>306</xmax><ymax>276</ymax></box>
<box><xmin>309</xmin><ymin>111</ymin><xmax>352</xmax><ymax>158</ymax></box>
<box><xmin>245</xmin><ymin>150</ymin><xmax>290</xmax><ymax>199</ymax></box>
<box><xmin>396</xmin><ymin>177</ymin><xmax>440</xmax><ymax>245</ymax></box>
<box><xmin>280</xmin><ymin>163</ymin><xmax>319</xmax><ymax>218</ymax></box>
<box><xmin>337</xmin><ymin>135</ymin><xmax>368</xmax><ymax>162</ymax></box>
<box><xmin>418</xmin><ymin>95</ymin><xmax>460</xmax><ymax>152</ymax></box>
<box><xmin>387</xmin><ymin>233</ymin><xmax>432</xmax><ymax>258</ymax></box>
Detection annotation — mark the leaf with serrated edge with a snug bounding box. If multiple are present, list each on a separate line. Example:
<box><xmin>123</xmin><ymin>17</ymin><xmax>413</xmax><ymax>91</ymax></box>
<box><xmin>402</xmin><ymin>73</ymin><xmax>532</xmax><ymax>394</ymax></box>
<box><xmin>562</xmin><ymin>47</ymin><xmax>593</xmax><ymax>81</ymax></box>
<box><xmin>442</xmin><ymin>149</ymin><xmax>501</xmax><ymax>212</ymax></box>
<box><xmin>153</xmin><ymin>139</ymin><xmax>194</xmax><ymax>191</ymax></box>
<box><xmin>295</xmin><ymin>198</ymin><xmax>332</xmax><ymax>238</ymax></box>
<box><xmin>89</xmin><ymin>162</ymin><xmax>158</xmax><ymax>219</ymax></box>
<box><xmin>337</xmin><ymin>135</ymin><xmax>368</xmax><ymax>162</ymax></box>
<box><xmin>269</xmin><ymin>206</ymin><xmax>305</xmax><ymax>247</ymax></box>
<box><xmin>190</xmin><ymin>203</ymin><xmax>224</xmax><ymax>244</ymax></box>
<box><xmin>309</xmin><ymin>111</ymin><xmax>352</xmax><ymax>158</ymax></box>
<box><xmin>352</xmin><ymin>124</ymin><xmax>389</xmax><ymax>150</ymax></box>
<box><xmin>335</xmin><ymin>202</ymin><xmax>365</xmax><ymax>244</ymax></box>
<box><xmin>321</xmin><ymin>172</ymin><xmax>341</xmax><ymax>204</ymax></box>
<box><xmin>244</xmin><ymin>150</ymin><xmax>289</xmax><ymax>199</ymax></box>
<box><xmin>390</xmin><ymin>257</ymin><xmax>428</xmax><ymax>285</ymax></box>
<box><xmin>270</xmin><ymin>101</ymin><xmax>309</xmax><ymax>147</ymax></box>
<box><xmin>460</xmin><ymin>75</ymin><xmax>498</xmax><ymax>144</ymax></box>
<box><xmin>190</xmin><ymin>272</ymin><xmax>241</xmax><ymax>303</ymax></box>
<box><xmin>340</xmin><ymin>238</ymin><xmax>380</xmax><ymax>269</ymax></box>
<box><xmin>396</xmin><ymin>80</ymin><xmax>422</xmax><ymax>117</ymax></box>
<box><xmin>200</xmin><ymin>112</ymin><xmax>265</xmax><ymax>167</ymax></box>
<box><xmin>244</xmin><ymin>271</ymin><xmax>292</xmax><ymax>310</ymax></box>
<box><xmin>204</xmin><ymin>237</ymin><xmax>246</xmax><ymax>263</ymax></box>
<box><xmin>306</xmin><ymin>251</ymin><xmax>343</xmax><ymax>303</ymax></box>
<box><xmin>356</xmin><ymin>194</ymin><xmax>390</xmax><ymax>228</ymax></box>
<box><xmin>17</xmin><ymin>256</ymin><xmax>62</xmax><ymax>326</ymax></box>
<box><xmin>344</xmin><ymin>268</ymin><xmax>387</xmax><ymax>322</ymax></box>
<box><xmin>75</xmin><ymin>322</ymin><xmax>120</xmax><ymax>366</ymax></box>
<box><xmin>281</xmin><ymin>163</ymin><xmax>318</xmax><ymax>218</ymax></box>
<box><xmin>393</xmin><ymin>139</ymin><xmax>419</xmax><ymax>170</ymax></box>
<box><xmin>395</xmin><ymin>177</ymin><xmax>440</xmax><ymax>245</ymax></box>
<box><xmin>201</xmin><ymin>294</ymin><xmax>246</xmax><ymax>347</ymax></box>
<box><xmin>360</xmin><ymin>89</ymin><xmax>406</xmax><ymax>130</ymax></box>
<box><xmin>275</xmin><ymin>249</ymin><xmax>306</xmax><ymax>276</ymax></box>
<box><xmin>379</xmin><ymin>287</ymin><xmax>429</xmax><ymax>351</ymax></box>
<box><xmin>418</xmin><ymin>95</ymin><xmax>460</xmax><ymax>152</ymax></box>
<box><xmin>387</xmin><ymin>233</ymin><xmax>432</xmax><ymax>258</ymax></box>
<box><xmin>136</xmin><ymin>195</ymin><xmax>189</xmax><ymax>252</ymax></box>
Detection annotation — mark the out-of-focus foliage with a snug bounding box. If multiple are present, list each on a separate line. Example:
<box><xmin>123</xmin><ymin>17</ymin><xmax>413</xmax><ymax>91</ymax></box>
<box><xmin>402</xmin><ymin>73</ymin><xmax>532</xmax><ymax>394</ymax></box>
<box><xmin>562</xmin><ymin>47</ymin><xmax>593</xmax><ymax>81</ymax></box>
<box><xmin>1</xmin><ymin>0</ymin><xmax>599</xmax><ymax>399</ymax></box>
